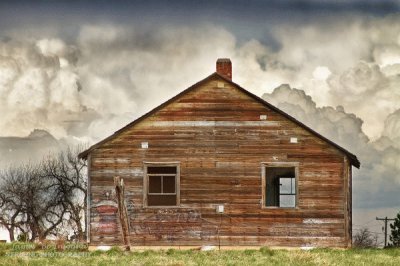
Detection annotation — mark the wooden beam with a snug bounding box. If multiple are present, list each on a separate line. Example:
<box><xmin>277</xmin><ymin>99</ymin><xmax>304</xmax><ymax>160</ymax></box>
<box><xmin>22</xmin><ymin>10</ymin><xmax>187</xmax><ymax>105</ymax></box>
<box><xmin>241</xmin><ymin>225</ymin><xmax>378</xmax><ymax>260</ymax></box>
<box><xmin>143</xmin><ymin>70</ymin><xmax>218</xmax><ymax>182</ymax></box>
<box><xmin>114</xmin><ymin>176</ymin><xmax>131</xmax><ymax>251</ymax></box>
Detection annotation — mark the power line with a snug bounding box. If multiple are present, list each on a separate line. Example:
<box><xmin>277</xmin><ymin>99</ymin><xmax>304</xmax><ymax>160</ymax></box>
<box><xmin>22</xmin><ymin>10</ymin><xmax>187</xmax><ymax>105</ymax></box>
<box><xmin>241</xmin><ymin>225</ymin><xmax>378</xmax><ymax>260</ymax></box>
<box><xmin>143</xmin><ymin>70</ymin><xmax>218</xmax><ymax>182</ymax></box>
<box><xmin>353</xmin><ymin>218</ymin><xmax>380</xmax><ymax>227</ymax></box>
<box><xmin>352</xmin><ymin>228</ymin><xmax>382</xmax><ymax>235</ymax></box>
<box><xmin>376</xmin><ymin>216</ymin><xmax>395</xmax><ymax>248</ymax></box>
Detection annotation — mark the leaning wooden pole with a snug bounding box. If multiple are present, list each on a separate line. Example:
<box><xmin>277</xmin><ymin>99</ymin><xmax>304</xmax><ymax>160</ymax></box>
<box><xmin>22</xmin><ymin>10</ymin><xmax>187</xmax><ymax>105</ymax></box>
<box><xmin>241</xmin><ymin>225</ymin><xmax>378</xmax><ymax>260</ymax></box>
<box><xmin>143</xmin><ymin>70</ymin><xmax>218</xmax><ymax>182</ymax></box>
<box><xmin>114</xmin><ymin>176</ymin><xmax>131</xmax><ymax>251</ymax></box>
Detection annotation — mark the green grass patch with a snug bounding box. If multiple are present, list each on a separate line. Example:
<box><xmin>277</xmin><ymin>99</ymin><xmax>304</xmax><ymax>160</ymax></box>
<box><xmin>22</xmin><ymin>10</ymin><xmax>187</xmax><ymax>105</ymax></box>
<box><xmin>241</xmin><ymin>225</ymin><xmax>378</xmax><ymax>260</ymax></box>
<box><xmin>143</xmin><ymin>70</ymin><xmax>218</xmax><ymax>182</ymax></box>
<box><xmin>1</xmin><ymin>242</ymin><xmax>400</xmax><ymax>265</ymax></box>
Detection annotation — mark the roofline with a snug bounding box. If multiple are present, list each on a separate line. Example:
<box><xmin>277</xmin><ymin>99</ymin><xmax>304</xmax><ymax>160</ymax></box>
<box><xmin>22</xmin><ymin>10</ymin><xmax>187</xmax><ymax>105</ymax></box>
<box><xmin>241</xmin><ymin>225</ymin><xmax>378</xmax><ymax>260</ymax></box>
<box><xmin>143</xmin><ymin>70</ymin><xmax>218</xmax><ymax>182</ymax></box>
<box><xmin>79</xmin><ymin>72</ymin><xmax>360</xmax><ymax>168</ymax></box>
<box><xmin>78</xmin><ymin>72</ymin><xmax>219</xmax><ymax>160</ymax></box>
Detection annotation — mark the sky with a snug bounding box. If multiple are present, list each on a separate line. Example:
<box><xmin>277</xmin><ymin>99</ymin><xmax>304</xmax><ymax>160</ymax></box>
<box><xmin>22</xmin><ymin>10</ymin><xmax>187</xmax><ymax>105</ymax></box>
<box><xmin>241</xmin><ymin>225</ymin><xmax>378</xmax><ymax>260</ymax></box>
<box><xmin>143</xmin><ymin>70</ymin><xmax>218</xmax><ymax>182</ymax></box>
<box><xmin>0</xmin><ymin>0</ymin><xmax>400</xmax><ymax>244</ymax></box>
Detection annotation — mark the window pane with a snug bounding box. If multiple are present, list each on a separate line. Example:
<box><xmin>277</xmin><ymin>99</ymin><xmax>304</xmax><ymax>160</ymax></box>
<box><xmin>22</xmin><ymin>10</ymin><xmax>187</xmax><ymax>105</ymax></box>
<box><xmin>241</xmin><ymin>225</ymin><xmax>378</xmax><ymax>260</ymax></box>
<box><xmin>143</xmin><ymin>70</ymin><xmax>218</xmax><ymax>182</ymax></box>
<box><xmin>291</xmin><ymin>178</ymin><xmax>296</xmax><ymax>194</ymax></box>
<box><xmin>148</xmin><ymin>195</ymin><xmax>176</xmax><ymax>206</ymax></box>
<box><xmin>148</xmin><ymin>166</ymin><xmax>176</xmax><ymax>174</ymax></box>
<box><xmin>279</xmin><ymin>178</ymin><xmax>292</xmax><ymax>194</ymax></box>
<box><xmin>279</xmin><ymin>195</ymin><xmax>296</xmax><ymax>207</ymax></box>
<box><xmin>149</xmin><ymin>176</ymin><xmax>162</xmax><ymax>193</ymax></box>
<box><xmin>163</xmin><ymin>176</ymin><xmax>176</xmax><ymax>193</ymax></box>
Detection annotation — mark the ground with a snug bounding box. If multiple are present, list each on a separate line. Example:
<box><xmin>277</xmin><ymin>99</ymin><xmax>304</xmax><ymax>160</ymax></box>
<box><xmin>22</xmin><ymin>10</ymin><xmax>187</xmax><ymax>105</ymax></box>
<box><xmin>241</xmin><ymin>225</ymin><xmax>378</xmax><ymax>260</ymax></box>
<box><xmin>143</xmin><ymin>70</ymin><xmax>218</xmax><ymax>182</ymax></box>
<box><xmin>1</xmin><ymin>243</ymin><xmax>399</xmax><ymax>265</ymax></box>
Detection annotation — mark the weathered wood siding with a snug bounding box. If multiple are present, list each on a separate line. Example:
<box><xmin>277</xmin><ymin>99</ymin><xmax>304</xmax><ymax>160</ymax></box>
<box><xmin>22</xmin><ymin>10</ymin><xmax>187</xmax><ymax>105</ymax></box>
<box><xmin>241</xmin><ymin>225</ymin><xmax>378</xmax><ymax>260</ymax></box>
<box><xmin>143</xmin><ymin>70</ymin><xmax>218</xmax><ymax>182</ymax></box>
<box><xmin>89</xmin><ymin>75</ymin><xmax>352</xmax><ymax>247</ymax></box>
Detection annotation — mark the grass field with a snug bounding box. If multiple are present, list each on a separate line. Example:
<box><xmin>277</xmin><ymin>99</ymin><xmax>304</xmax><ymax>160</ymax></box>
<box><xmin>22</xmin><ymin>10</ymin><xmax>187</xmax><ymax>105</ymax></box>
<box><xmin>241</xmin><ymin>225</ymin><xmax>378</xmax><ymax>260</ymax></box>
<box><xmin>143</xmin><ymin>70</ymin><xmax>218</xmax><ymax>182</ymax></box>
<box><xmin>1</xmin><ymin>243</ymin><xmax>400</xmax><ymax>266</ymax></box>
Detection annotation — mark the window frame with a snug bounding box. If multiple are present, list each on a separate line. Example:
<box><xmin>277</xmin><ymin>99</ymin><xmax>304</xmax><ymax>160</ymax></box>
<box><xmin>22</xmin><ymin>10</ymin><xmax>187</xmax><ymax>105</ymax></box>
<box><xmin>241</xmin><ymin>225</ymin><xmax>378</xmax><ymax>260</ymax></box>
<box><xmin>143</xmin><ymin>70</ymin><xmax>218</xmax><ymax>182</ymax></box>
<box><xmin>147</xmin><ymin>174</ymin><xmax>176</xmax><ymax>195</ymax></box>
<box><xmin>261</xmin><ymin>162</ymin><xmax>299</xmax><ymax>209</ymax></box>
<box><xmin>143</xmin><ymin>162</ymin><xmax>180</xmax><ymax>208</ymax></box>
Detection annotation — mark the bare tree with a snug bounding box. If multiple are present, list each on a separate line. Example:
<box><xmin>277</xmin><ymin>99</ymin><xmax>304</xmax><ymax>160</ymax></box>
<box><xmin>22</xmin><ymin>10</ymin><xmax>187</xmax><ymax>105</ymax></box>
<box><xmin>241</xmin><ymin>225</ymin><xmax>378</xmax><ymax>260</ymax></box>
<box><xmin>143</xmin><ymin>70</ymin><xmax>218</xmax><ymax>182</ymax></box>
<box><xmin>0</xmin><ymin>167</ymin><xmax>26</xmax><ymax>241</ymax></box>
<box><xmin>1</xmin><ymin>163</ymin><xmax>67</xmax><ymax>241</ymax></box>
<box><xmin>353</xmin><ymin>228</ymin><xmax>378</xmax><ymax>248</ymax></box>
<box><xmin>0</xmin><ymin>145</ymin><xmax>87</xmax><ymax>242</ymax></box>
<box><xmin>41</xmin><ymin>146</ymin><xmax>87</xmax><ymax>241</ymax></box>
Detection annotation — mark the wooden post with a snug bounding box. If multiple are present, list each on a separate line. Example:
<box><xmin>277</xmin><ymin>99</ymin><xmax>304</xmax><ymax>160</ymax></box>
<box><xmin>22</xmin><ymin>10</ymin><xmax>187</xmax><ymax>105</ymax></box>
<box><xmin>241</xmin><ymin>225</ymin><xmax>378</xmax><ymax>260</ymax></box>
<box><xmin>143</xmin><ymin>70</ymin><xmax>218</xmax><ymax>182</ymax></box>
<box><xmin>114</xmin><ymin>176</ymin><xmax>131</xmax><ymax>251</ymax></box>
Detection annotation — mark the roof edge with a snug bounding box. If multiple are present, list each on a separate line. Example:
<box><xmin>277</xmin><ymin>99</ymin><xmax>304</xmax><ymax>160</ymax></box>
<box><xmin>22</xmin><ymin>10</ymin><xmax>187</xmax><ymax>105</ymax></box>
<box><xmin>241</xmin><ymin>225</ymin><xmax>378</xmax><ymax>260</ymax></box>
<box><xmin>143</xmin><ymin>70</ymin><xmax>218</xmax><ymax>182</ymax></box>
<box><xmin>78</xmin><ymin>72</ymin><xmax>219</xmax><ymax>160</ymax></box>
<box><xmin>79</xmin><ymin>72</ymin><xmax>360</xmax><ymax>168</ymax></box>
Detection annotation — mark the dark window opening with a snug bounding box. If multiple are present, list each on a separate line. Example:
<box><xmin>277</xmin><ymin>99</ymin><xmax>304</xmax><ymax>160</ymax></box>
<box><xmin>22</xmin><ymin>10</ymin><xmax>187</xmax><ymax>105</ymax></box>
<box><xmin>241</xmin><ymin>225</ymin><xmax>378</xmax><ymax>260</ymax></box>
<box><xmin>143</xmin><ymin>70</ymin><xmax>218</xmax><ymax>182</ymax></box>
<box><xmin>148</xmin><ymin>166</ymin><xmax>177</xmax><ymax>174</ymax></box>
<box><xmin>265</xmin><ymin>167</ymin><xmax>296</xmax><ymax>207</ymax></box>
<box><xmin>147</xmin><ymin>166</ymin><xmax>177</xmax><ymax>206</ymax></box>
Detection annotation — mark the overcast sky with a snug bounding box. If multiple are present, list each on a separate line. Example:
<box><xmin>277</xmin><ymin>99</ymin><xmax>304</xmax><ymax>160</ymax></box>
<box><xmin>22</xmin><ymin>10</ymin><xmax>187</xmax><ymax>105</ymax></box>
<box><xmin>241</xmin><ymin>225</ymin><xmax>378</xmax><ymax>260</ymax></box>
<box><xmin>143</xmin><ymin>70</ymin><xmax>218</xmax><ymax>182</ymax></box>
<box><xmin>0</xmin><ymin>0</ymin><xmax>400</xmax><ymax>243</ymax></box>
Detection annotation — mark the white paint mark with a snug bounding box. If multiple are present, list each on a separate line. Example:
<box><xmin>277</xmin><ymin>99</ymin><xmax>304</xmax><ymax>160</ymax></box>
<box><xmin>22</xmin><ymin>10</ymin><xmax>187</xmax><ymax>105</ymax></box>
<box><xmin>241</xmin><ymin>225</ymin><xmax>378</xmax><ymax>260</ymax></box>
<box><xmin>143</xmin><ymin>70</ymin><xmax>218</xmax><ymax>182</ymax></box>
<box><xmin>260</xmin><ymin>114</ymin><xmax>267</xmax><ymax>120</ymax></box>
<box><xmin>131</xmin><ymin>168</ymin><xmax>144</xmax><ymax>176</ymax></box>
<box><xmin>92</xmin><ymin>168</ymin><xmax>144</xmax><ymax>176</ymax></box>
<box><xmin>303</xmin><ymin>218</ymin><xmax>341</xmax><ymax>224</ymax></box>
<box><xmin>92</xmin><ymin>200</ymin><xmax>118</xmax><ymax>208</ymax></box>
<box><xmin>96</xmin><ymin>246</ymin><xmax>111</xmax><ymax>251</ymax></box>
<box><xmin>290</xmin><ymin>137</ymin><xmax>298</xmax><ymax>143</ymax></box>
<box><xmin>141</xmin><ymin>142</ymin><xmax>148</xmax><ymax>149</ymax></box>
<box><xmin>200</xmin><ymin>245</ymin><xmax>217</xmax><ymax>251</ymax></box>
<box><xmin>116</xmin><ymin>158</ymin><xmax>130</xmax><ymax>163</ymax></box>
<box><xmin>153</xmin><ymin>121</ymin><xmax>279</xmax><ymax>127</ymax></box>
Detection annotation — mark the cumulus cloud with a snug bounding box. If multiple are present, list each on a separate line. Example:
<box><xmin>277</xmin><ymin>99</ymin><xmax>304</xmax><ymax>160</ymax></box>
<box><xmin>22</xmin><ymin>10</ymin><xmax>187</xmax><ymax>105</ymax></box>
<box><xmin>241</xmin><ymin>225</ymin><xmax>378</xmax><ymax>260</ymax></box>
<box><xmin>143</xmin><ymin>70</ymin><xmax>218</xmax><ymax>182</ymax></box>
<box><xmin>1</xmin><ymin>14</ymin><xmax>400</xmax><ymax>225</ymax></box>
<box><xmin>262</xmin><ymin>84</ymin><xmax>400</xmax><ymax>211</ymax></box>
<box><xmin>2</xmin><ymin>15</ymin><xmax>400</xmax><ymax>143</ymax></box>
<box><xmin>229</xmin><ymin>15</ymin><xmax>400</xmax><ymax>140</ymax></box>
<box><xmin>0</xmin><ymin>39</ymin><xmax>85</xmax><ymax>138</ymax></box>
<box><xmin>382</xmin><ymin>109</ymin><xmax>400</xmax><ymax>147</ymax></box>
<box><xmin>74</xmin><ymin>24</ymin><xmax>242</xmax><ymax>141</ymax></box>
<box><xmin>0</xmin><ymin>24</ymin><xmax>240</xmax><ymax>143</ymax></box>
<box><xmin>262</xmin><ymin>84</ymin><xmax>369</xmax><ymax>150</ymax></box>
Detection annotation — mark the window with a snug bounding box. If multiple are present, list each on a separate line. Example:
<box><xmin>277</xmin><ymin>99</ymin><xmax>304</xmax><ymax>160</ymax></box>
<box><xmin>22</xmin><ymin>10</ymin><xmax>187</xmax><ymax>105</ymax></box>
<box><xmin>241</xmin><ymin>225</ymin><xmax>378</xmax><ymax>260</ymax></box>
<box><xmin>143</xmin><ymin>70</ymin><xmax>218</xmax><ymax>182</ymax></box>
<box><xmin>262</xmin><ymin>164</ymin><xmax>297</xmax><ymax>208</ymax></box>
<box><xmin>144</xmin><ymin>164</ymin><xmax>180</xmax><ymax>207</ymax></box>
<box><xmin>278</xmin><ymin>177</ymin><xmax>296</xmax><ymax>207</ymax></box>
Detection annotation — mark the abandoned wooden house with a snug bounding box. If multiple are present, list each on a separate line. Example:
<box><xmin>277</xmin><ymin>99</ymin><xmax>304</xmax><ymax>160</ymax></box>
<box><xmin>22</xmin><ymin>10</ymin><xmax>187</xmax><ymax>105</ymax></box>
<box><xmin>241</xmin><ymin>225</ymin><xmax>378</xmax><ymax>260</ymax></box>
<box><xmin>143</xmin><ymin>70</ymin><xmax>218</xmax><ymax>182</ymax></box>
<box><xmin>79</xmin><ymin>58</ymin><xmax>360</xmax><ymax>248</ymax></box>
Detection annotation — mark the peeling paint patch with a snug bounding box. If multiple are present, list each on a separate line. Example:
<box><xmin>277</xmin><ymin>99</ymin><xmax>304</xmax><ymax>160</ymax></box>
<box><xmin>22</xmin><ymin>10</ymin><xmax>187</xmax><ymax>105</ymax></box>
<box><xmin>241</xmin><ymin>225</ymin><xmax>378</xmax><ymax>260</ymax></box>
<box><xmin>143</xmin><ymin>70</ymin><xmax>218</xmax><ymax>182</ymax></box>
<box><xmin>303</xmin><ymin>218</ymin><xmax>342</xmax><ymax>224</ymax></box>
<box><xmin>152</xmin><ymin>121</ymin><xmax>279</xmax><ymax>127</ymax></box>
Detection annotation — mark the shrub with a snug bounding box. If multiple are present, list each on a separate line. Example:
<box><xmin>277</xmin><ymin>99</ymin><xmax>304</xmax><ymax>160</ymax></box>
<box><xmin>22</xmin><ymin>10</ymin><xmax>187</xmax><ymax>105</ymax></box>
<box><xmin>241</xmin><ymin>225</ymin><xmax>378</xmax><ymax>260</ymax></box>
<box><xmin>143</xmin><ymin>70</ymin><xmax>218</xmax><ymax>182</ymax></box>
<box><xmin>17</xmin><ymin>233</ymin><xmax>29</xmax><ymax>242</ymax></box>
<box><xmin>259</xmin><ymin>246</ymin><xmax>275</xmax><ymax>256</ymax></box>
<box><xmin>390</xmin><ymin>211</ymin><xmax>400</xmax><ymax>247</ymax></box>
<box><xmin>106</xmin><ymin>246</ymin><xmax>124</xmax><ymax>255</ymax></box>
<box><xmin>166</xmin><ymin>248</ymin><xmax>176</xmax><ymax>255</ymax></box>
<box><xmin>353</xmin><ymin>228</ymin><xmax>378</xmax><ymax>248</ymax></box>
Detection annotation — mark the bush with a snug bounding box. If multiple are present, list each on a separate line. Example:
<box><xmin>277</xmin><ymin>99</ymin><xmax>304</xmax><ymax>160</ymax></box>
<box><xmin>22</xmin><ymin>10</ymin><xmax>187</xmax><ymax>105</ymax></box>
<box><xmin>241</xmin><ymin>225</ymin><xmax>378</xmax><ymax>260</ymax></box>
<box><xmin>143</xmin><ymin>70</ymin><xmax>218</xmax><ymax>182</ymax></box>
<box><xmin>259</xmin><ymin>246</ymin><xmax>275</xmax><ymax>256</ymax></box>
<box><xmin>17</xmin><ymin>233</ymin><xmax>29</xmax><ymax>242</ymax></box>
<box><xmin>106</xmin><ymin>246</ymin><xmax>124</xmax><ymax>255</ymax></box>
<box><xmin>390</xmin><ymin>212</ymin><xmax>400</xmax><ymax>247</ymax></box>
<box><xmin>353</xmin><ymin>228</ymin><xmax>378</xmax><ymax>248</ymax></box>
<box><xmin>166</xmin><ymin>248</ymin><xmax>176</xmax><ymax>255</ymax></box>
<box><xmin>244</xmin><ymin>249</ymin><xmax>256</xmax><ymax>255</ymax></box>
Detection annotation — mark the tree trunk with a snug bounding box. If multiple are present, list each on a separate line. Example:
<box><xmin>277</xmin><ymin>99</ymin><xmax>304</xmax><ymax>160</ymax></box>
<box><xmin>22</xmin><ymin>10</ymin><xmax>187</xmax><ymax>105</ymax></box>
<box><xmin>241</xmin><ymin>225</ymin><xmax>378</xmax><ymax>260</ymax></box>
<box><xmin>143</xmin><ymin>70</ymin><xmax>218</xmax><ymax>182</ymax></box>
<box><xmin>83</xmin><ymin>193</ymin><xmax>87</xmax><ymax>241</ymax></box>
<box><xmin>9</xmin><ymin>226</ymin><xmax>15</xmax><ymax>242</ymax></box>
<box><xmin>75</xmin><ymin>211</ymin><xmax>84</xmax><ymax>241</ymax></box>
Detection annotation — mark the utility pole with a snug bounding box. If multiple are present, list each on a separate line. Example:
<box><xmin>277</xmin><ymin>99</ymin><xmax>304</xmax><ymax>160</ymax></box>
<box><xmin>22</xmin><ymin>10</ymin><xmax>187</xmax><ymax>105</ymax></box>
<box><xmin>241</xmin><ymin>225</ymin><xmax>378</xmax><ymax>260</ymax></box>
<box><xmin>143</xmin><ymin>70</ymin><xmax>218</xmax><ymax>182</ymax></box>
<box><xmin>376</xmin><ymin>216</ymin><xmax>395</xmax><ymax>248</ymax></box>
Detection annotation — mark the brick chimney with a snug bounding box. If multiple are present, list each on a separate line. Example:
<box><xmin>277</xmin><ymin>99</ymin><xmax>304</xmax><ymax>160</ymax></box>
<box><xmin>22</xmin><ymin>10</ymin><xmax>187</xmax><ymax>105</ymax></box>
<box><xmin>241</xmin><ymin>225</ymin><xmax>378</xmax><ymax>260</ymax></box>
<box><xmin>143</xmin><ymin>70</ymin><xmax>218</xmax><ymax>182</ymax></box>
<box><xmin>216</xmin><ymin>58</ymin><xmax>232</xmax><ymax>80</ymax></box>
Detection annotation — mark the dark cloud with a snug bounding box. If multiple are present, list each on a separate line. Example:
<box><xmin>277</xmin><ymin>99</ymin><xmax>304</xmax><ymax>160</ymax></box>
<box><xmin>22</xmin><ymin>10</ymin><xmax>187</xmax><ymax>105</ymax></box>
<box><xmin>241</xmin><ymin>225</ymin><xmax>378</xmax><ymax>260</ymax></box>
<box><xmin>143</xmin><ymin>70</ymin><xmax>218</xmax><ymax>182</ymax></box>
<box><xmin>1</xmin><ymin>0</ymin><xmax>400</xmax><ymax>243</ymax></box>
<box><xmin>1</xmin><ymin>1</ymin><xmax>399</xmax><ymax>46</ymax></box>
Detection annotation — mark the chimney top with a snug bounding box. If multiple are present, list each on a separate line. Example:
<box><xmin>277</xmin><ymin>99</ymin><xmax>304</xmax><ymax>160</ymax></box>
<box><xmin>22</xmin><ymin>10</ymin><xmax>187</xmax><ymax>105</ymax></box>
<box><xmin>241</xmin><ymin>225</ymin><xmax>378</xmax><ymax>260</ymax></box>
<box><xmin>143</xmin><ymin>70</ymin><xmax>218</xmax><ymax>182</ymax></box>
<box><xmin>216</xmin><ymin>58</ymin><xmax>232</xmax><ymax>80</ymax></box>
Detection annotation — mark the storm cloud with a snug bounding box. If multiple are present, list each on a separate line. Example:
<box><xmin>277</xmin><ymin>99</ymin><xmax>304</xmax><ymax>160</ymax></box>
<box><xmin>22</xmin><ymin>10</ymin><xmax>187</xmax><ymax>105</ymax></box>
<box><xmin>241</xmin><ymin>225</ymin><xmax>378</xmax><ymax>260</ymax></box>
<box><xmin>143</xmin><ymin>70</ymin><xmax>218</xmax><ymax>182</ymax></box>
<box><xmin>1</xmin><ymin>6</ymin><xmax>400</xmax><ymax>240</ymax></box>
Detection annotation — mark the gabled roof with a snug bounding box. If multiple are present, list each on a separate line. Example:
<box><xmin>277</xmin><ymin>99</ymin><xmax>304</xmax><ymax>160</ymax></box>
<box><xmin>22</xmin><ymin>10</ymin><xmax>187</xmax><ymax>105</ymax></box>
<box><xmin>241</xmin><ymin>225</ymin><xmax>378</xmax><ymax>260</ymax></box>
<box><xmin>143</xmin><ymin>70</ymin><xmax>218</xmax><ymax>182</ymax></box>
<box><xmin>79</xmin><ymin>72</ymin><xmax>360</xmax><ymax>168</ymax></box>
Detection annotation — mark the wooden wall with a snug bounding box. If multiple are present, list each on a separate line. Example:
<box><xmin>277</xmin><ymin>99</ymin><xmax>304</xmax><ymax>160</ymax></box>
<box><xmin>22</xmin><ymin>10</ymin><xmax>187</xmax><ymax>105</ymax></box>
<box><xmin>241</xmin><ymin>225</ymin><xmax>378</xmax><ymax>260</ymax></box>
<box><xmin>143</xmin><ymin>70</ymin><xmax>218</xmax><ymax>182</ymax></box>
<box><xmin>88</xmin><ymin>75</ymin><xmax>352</xmax><ymax>247</ymax></box>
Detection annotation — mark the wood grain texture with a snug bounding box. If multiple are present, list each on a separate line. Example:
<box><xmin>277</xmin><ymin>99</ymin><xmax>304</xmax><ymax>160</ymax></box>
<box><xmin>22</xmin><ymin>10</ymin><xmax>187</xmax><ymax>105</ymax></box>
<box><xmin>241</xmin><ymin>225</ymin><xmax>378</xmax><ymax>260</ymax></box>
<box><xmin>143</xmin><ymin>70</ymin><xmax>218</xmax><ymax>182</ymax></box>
<box><xmin>87</xmin><ymin>75</ymin><xmax>353</xmax><ymax>247</ymax></box>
